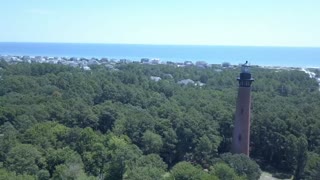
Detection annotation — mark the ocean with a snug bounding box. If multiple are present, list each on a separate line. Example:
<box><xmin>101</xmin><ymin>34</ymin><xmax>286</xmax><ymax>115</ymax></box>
<box><xmin>0</xmin><ymin>42</ymin><xmax>319</xmax><ymax>67</ymax></box>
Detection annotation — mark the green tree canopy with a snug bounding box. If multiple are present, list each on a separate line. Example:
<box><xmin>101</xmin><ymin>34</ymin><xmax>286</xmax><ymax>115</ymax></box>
<box><xmin>5</xmin><ymin>144</ymin><xmax>45</xmax><ymax>175</ymax></box>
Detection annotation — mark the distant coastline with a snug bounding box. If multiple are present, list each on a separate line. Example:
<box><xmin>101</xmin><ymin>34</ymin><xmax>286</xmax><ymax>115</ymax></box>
<box><xmin>0</xmin><ymin>42</ymin><xmax>320</xmax><ymax>67</ymax></box>
<box><xmin>0</xmin><ymin>42</ymin><xmax>320</xmax><ymax>68</ymax></box>
<box><xmin>1</xmin><ymin>54</ymin><xmax>318</xmax><ymax>69</ymax></box>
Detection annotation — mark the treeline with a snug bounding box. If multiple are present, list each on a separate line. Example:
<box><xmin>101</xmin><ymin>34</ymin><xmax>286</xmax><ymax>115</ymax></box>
<box><xmin>0</xmin><ymin>61</ymin><xmax>319</xmax><ymax>179</ymax></box>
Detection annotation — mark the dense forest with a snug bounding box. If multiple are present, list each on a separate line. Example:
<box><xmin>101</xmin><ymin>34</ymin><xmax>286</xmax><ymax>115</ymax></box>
<box><xmin>0</xmin><ymin>60</ymin><xmax>320</xmax><ymax>180</ymax></box>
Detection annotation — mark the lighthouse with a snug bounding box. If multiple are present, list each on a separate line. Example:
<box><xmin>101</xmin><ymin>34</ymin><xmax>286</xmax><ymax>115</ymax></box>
<box><xmin>231</xmin><ymin>61</ymin><xmax>254</xmax><ymax>156</ymax></box>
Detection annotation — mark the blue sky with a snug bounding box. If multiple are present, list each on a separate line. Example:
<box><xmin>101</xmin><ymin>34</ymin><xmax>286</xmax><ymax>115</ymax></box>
<box><xmin>1</xmin><ymin>0</ymin><xmax>319</xmax><ymax>47</ymax></box>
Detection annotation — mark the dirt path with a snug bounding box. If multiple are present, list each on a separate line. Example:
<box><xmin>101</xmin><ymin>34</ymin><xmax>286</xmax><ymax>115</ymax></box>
<box><xmin>259</xmin><ymin>172</ymin><xmax>292</xmax><ymax>180</ymax></box>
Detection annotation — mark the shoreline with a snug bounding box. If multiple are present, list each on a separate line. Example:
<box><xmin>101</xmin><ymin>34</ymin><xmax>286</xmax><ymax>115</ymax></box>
<box><xmin>1</xmin><ymin>42</ymin><xmax>320</xmax><ymax>68</ymax></box>
<box><xmin>0</xmin><ymin>54</ymin><xmax>319</xmax><ymax>70</ymax></box>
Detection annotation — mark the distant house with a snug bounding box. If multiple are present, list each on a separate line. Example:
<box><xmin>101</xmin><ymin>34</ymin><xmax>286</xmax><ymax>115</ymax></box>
<box><xmin>35</xmin><ymin>57</ymin><xmax>45</xmax><ymax>63</ymax></box>
<box><xmin>91</xmin><ymin>57</ymin><xmax>99</xmax><ymax>61</ymax></box>
<box><xmin>110</xmin><ymin>59</ymin><xmax>118</xmax><ymax>63</ymax></box>
<box><xmin>196</xmin><ymin>61</ymin><xmax>208</xmax><ymax>68</ymax></box>
<box><xmin>222</xmin><ymin>62</ymin><xmax>231</xmax><ymax>68</ymax></box>
<box><xmin>70</xmin><ymin>57</ymin><xmax>78</xmax><ymax>61</ymax></box>
<box><xmin>31</xmin><ymin>57</ymin><xmax>39</xmax><ymax>63</ymax></box>
<box><xmin>166</xmin><ymin>61</ymin><xmax>176</xmax><ymax>66</ymax></box>
<box><xmin>88</xmin><ymin>58</ymin><xmax>100</xmax><ymax>65</ymax></box>
<box><xmin>10</xmin><ymin>56</ymin><xmax>22</xmax><ymax>63</ymax></box>
<box><xmin>80</xmin><ymin>57</ymin><xmax>88</xmax><ymax>61</ymax></box>
<box><xmin>177</xmin><ymin>79</ymin><xmax>195</xmax><ymax>85</ymax></box>
<box><xmin>35</xmin><ymin>56</ymin><xmax>42</xmax><ymax>60</ymax></box>
<box><xmin>62</xmin><ymin>57</ymin><xmax>69</xmax><ymax>61</ymax></box>
<box><xmin>141</xmin><ymin>58</ymin><xmax>150</xmax><ymax>64</ymax></box>
<box><xmin>68</xmin><ymin>62</ymin><xmax>79</xmax><ymax>68</ymax></box>
<box><xmin>83</xmin><ymin>66</ymin><xmax>91</xmax><ymax>71</ymax></box>
<box><xmin>150</xmin><ymin>76</ymin><xmax>162</xmax><ymax>82</ymax></box>
<box><xmin>22</xmin><ymin>57</ymin><xmax>31</xmax><ymax>63</ymax></box>
<box><xmin>151</xmin><ymin>59</ymin><xmax>160</xmax><ymax>65</ymax></box>
<box><xmin>48</xmin><ymin>60</ymin><xmax>57</xmax><ymax>64</ymax></box>
<box><xmin>176</xmin><ymin>62</ymin><xmax>185</xmax><ymax>67</ymax></box>
<box><xmin>120</xmin><ymin>59</ymin><xmax>130</xmax><ymax>64</ymax></box>
<box><xmin>100</xmin><ymin>58</ymin><xmax>109</xmax><ymax>63</ymax></box>
<box><xmin>184</xmin><ymin>61</ymin><xmax>193</xmax><ymax>66</ymax></box>
<box><xmin>22</xmin><ymin>56</ymin><xmax>30</xmax><ymax>61</ymax></box>
<box><xmin>196</xmin><ymin>81</ymin><xmax>205</xmax><ymax>87</ymax></box>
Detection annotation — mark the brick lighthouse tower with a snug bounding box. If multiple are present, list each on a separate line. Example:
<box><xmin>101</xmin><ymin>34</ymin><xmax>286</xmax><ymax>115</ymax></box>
<box><xmin>231</xmin><ymin>61</ymin><xmax>254</xmax><ymax>156</ymax></box>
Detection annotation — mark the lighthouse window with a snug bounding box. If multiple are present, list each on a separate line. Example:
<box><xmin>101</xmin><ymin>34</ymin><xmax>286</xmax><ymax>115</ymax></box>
<box><xmin>238</xmin><ymin>134</ymin><xmax>242</xmax><ymax>141</ymax></box>
<box><xmin>241</xmin><ymin>108</ymin><xmax>244</xmax><ymax>114</ymax></box>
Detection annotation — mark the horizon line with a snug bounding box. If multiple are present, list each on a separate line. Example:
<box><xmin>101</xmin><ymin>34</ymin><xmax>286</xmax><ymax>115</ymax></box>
<box><xmin>1</xmin><ymin>41</ymin><xmax>320</xmax><ymax>49</ymax></box>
